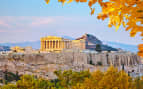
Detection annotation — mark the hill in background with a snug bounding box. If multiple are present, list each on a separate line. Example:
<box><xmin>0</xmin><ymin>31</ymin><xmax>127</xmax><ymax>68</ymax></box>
<box><xmin>0</xmin><ymin>34</ymin><xmax>138</xmax><ymax>52</ymax></box>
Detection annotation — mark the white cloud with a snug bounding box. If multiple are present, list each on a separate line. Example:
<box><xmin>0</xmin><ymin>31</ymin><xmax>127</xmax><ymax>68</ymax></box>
<box><xmin>0</xmin><ymin>16</ymin><xmax>142</xmax><ymax>45</ymax></box>
<box><xmin>0</xmin><ymin>20</ymin><xmax>10</xmax><ymax>27</ymax></box>
<box><xmin>31</xmin><ymin>18</ymin><xmax>54</xmax><ymax>26</ymax></box>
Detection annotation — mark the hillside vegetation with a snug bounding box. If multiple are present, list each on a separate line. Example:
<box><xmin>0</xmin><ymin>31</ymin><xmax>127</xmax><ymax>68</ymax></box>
<box><xmin>1</xmin><ymin>66</ymin><xmax>143</xmax><ymax>89</ymax></box>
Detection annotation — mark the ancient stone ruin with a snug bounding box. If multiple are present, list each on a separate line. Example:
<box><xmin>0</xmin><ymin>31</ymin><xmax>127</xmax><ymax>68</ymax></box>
<box><xmin>0</xmin><ymin>51</ymin><xmax>141</xmax><ymax>79</ymax></box>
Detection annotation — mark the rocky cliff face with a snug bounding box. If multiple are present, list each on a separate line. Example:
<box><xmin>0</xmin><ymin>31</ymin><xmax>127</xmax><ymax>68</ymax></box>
<box><xmin>0</xmin><ymin>51</ymin><xmax>141</xmax><ymax>69</ymax></box>
<box><xmin>0</xmin><ymin>51</ymin><xmax>141</xmax><ymax>79</ymax></box>
<box><xmin>76</xmin><ymin>34</ymin><xmax>118</xmax><ymax>51</ymax></box>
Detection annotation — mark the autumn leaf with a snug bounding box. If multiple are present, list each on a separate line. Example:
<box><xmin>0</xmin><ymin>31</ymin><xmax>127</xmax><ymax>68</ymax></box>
<box><xmin>138</xmin><ymin>44</ymin><xmax>143</xmax><ymax>57</ymax></box>
<box><xmin>91</xmin><ymin>8</ymin><xmax>95</xmax><ymax>15</ymax></box>
<box><xmin>115</xmin><ymin>25</ymin><xmax>120</xmax><ymax>32</ymax></box>
<box><xmin>80</xmin><ymin>0</ymin><xmax>87</xmax><ymax>2</ymax></box>
<box><xmin>108</xmin><ymin>24</ymin><xmax>112</xmax><ymax>27</ymax></box>
<box><xmin>88</xmin><ymin>1</ymin><xmax>93</xmax><ymax>7</ymax></box>
<box><xmin>138</xmin><ymin>44</ymin><xmax>143</xmax><ymax>51</ymax></box>
<box><xmin>45</xmin><ymin>0</ymin><xmax>50</xmax><ymax>4</ymax></box>
<box><xmin>75</xmin><ymin>0</ymin><xmax>80</xmax><ymax>2</ymax></box>
<box><xmin>67</xmin><ymin>0</ymin><xmax>73</xmax><ymax>4</ymax></box>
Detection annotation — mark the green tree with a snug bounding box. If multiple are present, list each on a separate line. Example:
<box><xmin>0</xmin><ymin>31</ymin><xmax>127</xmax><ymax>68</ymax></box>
<box><xmin>54</xmin><ymin>70</ymin><xmax>90</xmax><ymax>88</ymax></box>
<box><xmin>73</xmin><ymin>66</ymin><xmax>134</xmax><ymax>89</ymax></box>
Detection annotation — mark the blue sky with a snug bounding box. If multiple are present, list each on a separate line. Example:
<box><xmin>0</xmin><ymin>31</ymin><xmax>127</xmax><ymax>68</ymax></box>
<box><xmin>0</xmin><ymin>0</ymin><xmax>142</xmax><ymax>45</ymax></box>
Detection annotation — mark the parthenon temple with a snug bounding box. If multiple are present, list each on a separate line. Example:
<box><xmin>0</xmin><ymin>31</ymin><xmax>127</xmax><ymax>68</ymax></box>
<box><xmin>40</xmin><ymin>34</ymin><xmax>118</xmax><ymax>52</ymax></box>
<box><xmin>40</xmin><ymin>36</ymin><xmax>86</xmax><ymax>52</ymax></box>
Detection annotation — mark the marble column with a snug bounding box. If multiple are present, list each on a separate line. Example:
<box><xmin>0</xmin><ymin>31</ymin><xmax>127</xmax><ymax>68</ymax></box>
<box><xmin>46</xmin><ymin>41</ymin><xmax>48</xmax><ymax>49</ymax></box>
<box><xmin>57</xmin><ymin>41</ymin><xmax>59</xmax><ymax>49</ymax></box>
<box><xmin>47</xmin><ymin>41</ymin><xmax>49</xmax><ymax>49</ymax></box>
<box><xmin>56</xmin><ymin>40</ymin><xmax>58</xmax><ymax>49</ymax></box>
<box><xmin>50</xmin><ymin>40</ymin><xmax>52</xmax><ymax>49</ymax></box>
<box><xmin>45</xmin><ymin>41</ymin><xmax>46</xmax><ymax>49</ymax></box>
<box><xmin>60</xmin><ymin>41</ymin><xmax>63</xmax><ymax>48</ymax></box>
<box><xmin>51</xmin><ymin>40</ymin><xmax>53</xmax><ymax>49</ymax></box>
<box><xmin>53</xmin><ymin>40</ymin><xmax>55</xmax><ymax>49</ymax></box>
<box><xmin>47</xmin><ymin>40</ymin><xmax>48</xmax><ymax>49</ymax></box>
<box><xmin>49</xmin><ymin>41</ymin><xmax>50</xmax><ymax>49</ymax></box>
<box><xmin>42</xmin><ymin>41</ymin><xmax>43</xmax><ymax>49</ymax></box>
<box><xmin>59</xmin><ymin>41</ymin><xmax>61</xmax><ymax>49</ymax></box>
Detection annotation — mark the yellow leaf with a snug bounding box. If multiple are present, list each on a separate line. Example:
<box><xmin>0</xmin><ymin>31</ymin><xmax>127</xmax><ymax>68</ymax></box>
<box><xmin>130</xmin><ymin>32</ymin><xmax>136</xmax><ymax>37</ymax></box>
<box><xmin>141</xmin><ymin>20</ymin><xmax>143</xmax><ymax>24</ymax></box>
<box><xmin>125</xmin><ymin>15</ymin><xmax>129</xmax><ymax>19</ymax></box>
<box><xmin>88</xmin><ymin>1</ymin><xmax>93</xmax><ymax>7</ymax></box>
<box><xmin>138</xmin><ymin>44</ymin><xmax>143</xmax><ymax>51</ymax></box>
<box><xmin>45</xmin><ymin>0</ymin><xmax>50</xmax><ymax>4</ymax></box>
<box><xmin>122</xmin><ymin>21</ymin><xmax>126</xmax><ymax>27</ymax></box>
<box><xmin>80</xmin><ymin>0</ymin><xmax>87</xmax><ymax>2</ymax></box>
<box><xmin>138</xmin><ymin>51</ymin><xmax>143</xmax><ymax>58</ymax></box>
<box><xmin>75</xmin><ymin>0</ymin><xmax>80</xmax><ymax>2</ymax></box>
<box><xmin>115</xmin><ymin>25</ymin><xmax>119</xmax><ymax>32</ymax></box>
<box><xmin>91</xmin><ymin>8</ymin><xmax>95</xmax><ymax>15</ymax></box>
<box><xmin>67</xmin><ymin>0</ymin><xmax>73</xmax><ymax>4</ymax></box>
<box><xmin>92</xmin><ymin>0</ymin><xmax>97</xmax><ymax>4</ymax></box>
<box><xmin>58</xmin><ymin>0</ymin><xmax>66</xmax><ymax>3</ymax></box>
<box><xmin>138</xmin><ymin>44</ymin><xmax>143</xmax><ymax>57</ymax></box>
<box><xmin>109</xmin><ymin>8</ymin><xmax>115</xmax><ymax>12</ymax></box>
<box><xmin>140</xmin><ymin>32</ymin><xmax>143</xmax><ymax>36</ymax></box>
<box><xmin>98</xmin><ymin>0</ymin><xmax>103</xmax><ymax>5</ymax></box>
<box><xmin>108</xmin><ymin>24</ymin><xmax>112</xmax><ymax>27</ymax></box>
<box><xmin>101</xmin><ymin>14</ymin><xmax>108</xmax><ymax>20</ymax></box>
<box><xmin>125</xmin><ymin>26</ymin><xmax>131</xmax><ymax>31</ymax></box>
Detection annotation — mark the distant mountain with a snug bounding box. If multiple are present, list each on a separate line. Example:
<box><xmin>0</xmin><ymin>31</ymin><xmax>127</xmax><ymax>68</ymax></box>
<box><xmin>76</xmin><ymin>33</ymin><xmax>103</xmax><ymax>45</ymax></box>
<box><xmin>76</xmin><ymin>34</ymin><xmax>118</xmax><ymax>51</ymax></box>
<box><xmin>0</xmin><ymin>36</ymin><xmax>73</xmax><ymax>50</ymax></box>
<box><xmin>0</xmin><ymin>41</ymin><xmax>40</xmax><ymax>49</ymax></box>
<box><xmin>0</xmin><ymin>36</ymin><xmax>74</xmax><ymax>50</ymax></box>
<box><xmin>103</xmin><ymin>41</ymin><xmax>138</xmax><ymax>52</ymax></box>
<box><xmin>0</xmin><ymin>35</ymin><xmax>138</xmax><ymax>52</ymax></box>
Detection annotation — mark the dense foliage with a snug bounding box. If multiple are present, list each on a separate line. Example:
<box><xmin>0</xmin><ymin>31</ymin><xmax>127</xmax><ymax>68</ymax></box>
<box><xmin>0</xmin><ymin>71</ymin><xmax>20</xmax><ymax>85</ymax></box>
<box><xmin>1</xmin><ymin>66</ymin><xmax>143</xmax><ymax>89</ymax></box>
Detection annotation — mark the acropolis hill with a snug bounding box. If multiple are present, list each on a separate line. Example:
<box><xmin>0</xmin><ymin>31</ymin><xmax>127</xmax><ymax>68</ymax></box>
<box><xmin>40</xmin><ymin>33</ymin><xmax>118</xmax><ymax>52</ymax></box>
<box><xmin>0</xmin><ymin>34</ymin><xmax>142</xmax><ymax>79</ymax></box>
